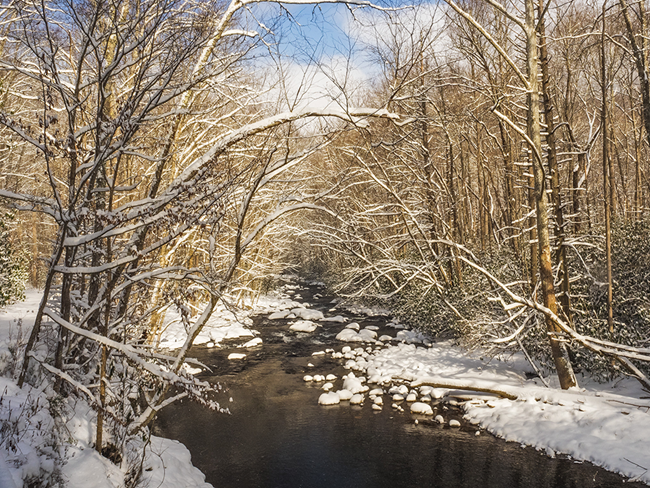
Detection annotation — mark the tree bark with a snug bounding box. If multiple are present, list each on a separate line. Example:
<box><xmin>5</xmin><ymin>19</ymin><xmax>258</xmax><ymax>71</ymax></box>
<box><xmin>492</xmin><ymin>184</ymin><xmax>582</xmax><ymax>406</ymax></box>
<box><xmin>526</xmin><ymin>0</ymin><xmax>577</xmax><ymax>389</ymax></box>
<box><xmin>601</xmin><ymin>1</ymin><xmax>614</xmax><ymax>333</ymax></box>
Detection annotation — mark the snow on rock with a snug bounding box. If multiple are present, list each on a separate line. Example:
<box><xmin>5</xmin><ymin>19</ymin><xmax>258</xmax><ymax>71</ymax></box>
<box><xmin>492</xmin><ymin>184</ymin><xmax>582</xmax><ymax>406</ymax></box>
<box><xmin>303</xmin><ymin>375</ymin><xmax>313</xmax><ymax>382</ymax></box>
<box><xmin>320</xmin><ymin>315</ymin><xmax>348</xmax><ymax>323</ymax></box>
<box><xmin>449</xmin><ymin>420</ymin><xmax>461</xmax><ymax>428</ymax></box>
<box><xmin>336</xmin><ymin>389</ymin><xmax>354</xmax><ymax>401</ymax></box>
<box><xmin>435</xmin><ymin>415</ymin><xmax>445</xmax><ymax>424</ymax></box>
<box><xmin>319</xmin><ymin>392</ymin><xmax>341</xmax><ymax>405</ymax></box>
<box><xmin>395</xmin><ymin>330</ymin><xmax>427</xmax><ymax>344</ymax></box>
<box><xmin>343</xmin><ymin>373</ymin><xmax>369</xmax><ymax>394</ymax></box>
<box><xmin>228</xmin><ymin>353</ymin><xmax>246</xmax><ymax>360</ymax></box>
<box><xmin>410</xmin><ymin>402</ymin><xmax>434</xmax><ymax>415</ymax></box>
<box><xmin>341</xmin><ymin>303</ymin><xmax>390</xmax><ymax>316</ymax></box>
<box><xmin>336</xmin><ymin>329</ymin><xmax>363</xmax><ymax>342</ymax></box>
<box><xmin>158</xmin><ymin>302</ymin><xmax>255</xmax><ymax>349</ymax></box>
<box><xmin>268</xmin><ymin>310</ymin><xmax>290</xmax><ymax>320</ymax></box>
<box><xmin>389</xmin><ymin>385</ymin><xmax>409</xmax><ymax>396</ymax></box>
<box><xmin>291</xmin><ymin>308</ymin><xmax>325</xmax><ymax>321</ymax></box>
<box><xmin>350</xmin><ymin>394</ymin><xmax>364</xmax><ymax>405</ymax></box>
<box><xmin>336</xmin><ymin>327</ymin><xmax>377</xmax><ymax>343</ymax></box>
<box><xmin>386</xmin><ymin>320</ymin><xmax>405</xmax><ymax>329</ymax></box>
<box><xmin>345</xmin><ymin>322</ymin><xmax>360</xmax><ymax>331</ymax></box>
<box><xmin>239</xmin><ymin>337</ymin><xmax>263</xmax><ymax>348</ymax></box>
<box><xmin>322</xmin><ymin>382</ymin><xmax>334</xmax><ymax>391</ymax></box>
<box><xmin>359</xmin><ymin>329</ymin><xmax>378</xmax><ymax>341</ymax></box>
<box><xmin>289</xmin><ymin>320</ymin><xmax>319</xmax><ymax>332</ymax></box>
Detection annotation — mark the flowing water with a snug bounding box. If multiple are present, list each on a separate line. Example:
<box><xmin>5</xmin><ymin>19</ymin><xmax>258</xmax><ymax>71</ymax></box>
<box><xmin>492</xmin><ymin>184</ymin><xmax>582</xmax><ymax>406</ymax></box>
<box><xmin>154</xmin><ymin>283</ymin><xmax>643</xmax><ymax>488</ymax></box>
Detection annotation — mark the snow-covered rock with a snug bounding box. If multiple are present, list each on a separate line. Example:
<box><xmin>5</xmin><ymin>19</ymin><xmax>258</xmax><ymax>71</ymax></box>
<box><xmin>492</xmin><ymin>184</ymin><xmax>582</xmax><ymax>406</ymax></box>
<box><xmin>320</xmin><ymin>315</ymin><xmax>348</xmax><ymax>323</ymax></box>
<box><xmin>350</xmin><ymin>394</ymin><xmax>364</xmax><ymax>405</ymax></box>
<box><xmin>336</xmin><ymin>390</ymin><xmax>354</xmax><ymax>401</ymax></box>
<box><xmin>343</xmin><ymin>374</ymin><xmax>368</xmax><ymax>394</ymax></box>
<box><xmin>410</xmin><ymin>402</ymin><xmax>434</xmax><ymax>415</ymax></box>
<box><xmin>268</xmin><ymin>310</ymin><xmax>290</xmax><ymax>320</ymax></box>
<box><xmin>240</xmin><ymin>337</ymin><xmax>262</xmax><ymax>348</ymax></box>
<box><xmin>318</xmin><ymin>392</ymin><xmax>341</xmax><ymax>405</ymax></box>
<box><xmin>291</xmin><ymin>308</ymin><xmax>325</xmax><ymax>321</ymax></box>
<box><xmin>289</xmin><ymin>320</ymin><xmax>318</xmax><ymax>332</ymax></box>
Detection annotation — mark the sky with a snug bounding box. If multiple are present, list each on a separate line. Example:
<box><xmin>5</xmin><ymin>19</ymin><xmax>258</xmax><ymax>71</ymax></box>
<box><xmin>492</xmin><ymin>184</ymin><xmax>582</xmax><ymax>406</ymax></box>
<box><xmin>246</xmin><ymin>1</ymin><xmax>446</xmax><ymax>111</ymax></box>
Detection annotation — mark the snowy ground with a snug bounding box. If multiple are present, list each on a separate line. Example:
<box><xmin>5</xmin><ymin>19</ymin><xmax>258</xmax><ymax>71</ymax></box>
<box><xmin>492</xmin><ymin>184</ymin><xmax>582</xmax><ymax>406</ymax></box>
<box><xmin>0</xmin><ymin>290</ymin><xmax>212</xmax><ymax>488</ymax></box>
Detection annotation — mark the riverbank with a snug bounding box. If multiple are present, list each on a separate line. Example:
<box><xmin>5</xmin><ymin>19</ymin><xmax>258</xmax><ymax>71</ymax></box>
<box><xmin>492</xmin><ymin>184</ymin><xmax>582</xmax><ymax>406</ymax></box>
<box><xmin>1</xmin><ymin>278</ymin><xmax>649</xmax><ymax>486</ymax></box>
<box><xmin>0</xmin><ymin>290</ymin><xmax>212</xmax><ymax>488</ymax></box>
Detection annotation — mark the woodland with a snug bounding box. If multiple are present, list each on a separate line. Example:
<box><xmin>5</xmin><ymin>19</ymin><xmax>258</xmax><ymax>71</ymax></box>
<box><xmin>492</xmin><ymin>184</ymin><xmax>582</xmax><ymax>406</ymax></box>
<box><xmin>1</xmin><ymin>0</ymin><xmax>650</xmax><ymax>483</ymax></box>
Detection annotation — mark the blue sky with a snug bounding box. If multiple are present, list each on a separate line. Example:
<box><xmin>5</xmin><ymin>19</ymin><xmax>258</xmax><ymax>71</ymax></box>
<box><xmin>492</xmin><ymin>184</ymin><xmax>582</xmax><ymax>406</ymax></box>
<box><xmin>271</xmin><ymin>3</ymin><xmax>361</xmax><ymax>62</ymax></box>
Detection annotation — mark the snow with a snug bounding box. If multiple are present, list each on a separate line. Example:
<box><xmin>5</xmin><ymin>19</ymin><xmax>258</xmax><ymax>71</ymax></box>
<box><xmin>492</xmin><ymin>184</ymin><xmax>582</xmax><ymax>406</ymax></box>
<box><xmin>268</xmin><ymin>310</ymin><xmax>290</xmax><ymax>320</ymax></box>
<box><xmin>319</xmin><ymin>315</ymin><xmax>348</xmax><ymax>323</ymax></box>
<box><xmin>336</xmin><ymin>389</ymin><xmax>354</xmax><ymax>401</ymax></box>
<box><xmin>140</xmin><ymin>436</ymin><xmax>212</xmax><ymax>488</ymax></box>
<box><xmin>228</xmin><ymin>353</ymin><xmax>246</xmax><ymax>360</ymax></box>
<box><xmin>289</xmin><ymin>320</ymin><xmax>319</xmax><ymax>332</ymax></box>
<box><xmin>0</xmin><ymin>291</ymin><xmax>214</xmax><ymax>488</ymax></box>
<box><xmin>290</xmin><ymin>308</ymin><xmax>325</xmax><ymax>321</ymax></box>
<box><xmin>342</xmin><ymin>373</ymin><xmax>368</xmax><ymax>394</ymax></box>
<box><xmin>318</xmin><ymin>392</ymin><xmax>340</xmax><ymax>405</ymax></box>
<box><xmin>239</xmin><ymin>337</ymin><xmax>263</xmax><ymax>348</ymax></box>
<box><xmin>158</xmin><ymin>303</ymin><xmax>255</xmax><ymax>349</ymax></box>
<box><xmin>350</xmin><ymin>394</ymin><xmax>364</xmax><ymax>405</ymax></box>
<box><xmin>330</xmin><ymin>337</ymin><xmax>650</xmax><ymax>484</ymax></box>
<box><xmin>335</xmin><ymin>327</ymin><xmax>377</xmax><ymax>343</ymax></box>
<box><xmin>7</xmin><ymin>284</ymin><xmax>650</xmax><ymax>487</ymax></box>
<box><xmin>410</xmin><ymin>402</ymin><xmax>433</xmax><ymax>415</ymax></box>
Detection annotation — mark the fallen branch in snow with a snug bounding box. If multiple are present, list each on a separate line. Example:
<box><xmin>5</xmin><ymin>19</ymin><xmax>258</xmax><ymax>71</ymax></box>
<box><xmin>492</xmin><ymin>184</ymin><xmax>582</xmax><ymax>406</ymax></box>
<box><xmin>410</xmin><ymin>377</ymin><xmax>519</xmax><ymax>400</ymax></box>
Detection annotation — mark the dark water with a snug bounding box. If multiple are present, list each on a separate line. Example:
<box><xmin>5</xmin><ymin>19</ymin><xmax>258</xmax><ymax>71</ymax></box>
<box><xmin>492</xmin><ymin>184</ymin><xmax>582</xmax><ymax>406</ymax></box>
<box><xmin>154</xmin><ymin>283</ymin><xmax>644</xmax><ymax>488</ymax></box>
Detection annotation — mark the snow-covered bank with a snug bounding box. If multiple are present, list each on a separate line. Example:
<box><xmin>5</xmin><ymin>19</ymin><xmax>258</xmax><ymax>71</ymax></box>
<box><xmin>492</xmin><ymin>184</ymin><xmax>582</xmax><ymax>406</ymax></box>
<box><xmin>157</xmin><ymin>292</ymin><xmax>307</xmax><ymax>349</ymax></box>
<box><xmin>324</xmin><ymin>339</ymin><xmax>650</xmax><ymax>484</ymax></box>
<box><xmin>0</xmin><ymin>290</ymin><xmax>212</xmax><ymax>488</ymax></box>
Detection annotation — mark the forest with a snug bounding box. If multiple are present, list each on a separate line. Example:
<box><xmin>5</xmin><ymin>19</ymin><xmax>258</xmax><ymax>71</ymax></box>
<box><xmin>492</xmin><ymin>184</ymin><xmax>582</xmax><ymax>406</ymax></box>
<box><xmin>1</xmin><ymin>0</ymin><xmax>650</xmax><ymax>484</ymax></box>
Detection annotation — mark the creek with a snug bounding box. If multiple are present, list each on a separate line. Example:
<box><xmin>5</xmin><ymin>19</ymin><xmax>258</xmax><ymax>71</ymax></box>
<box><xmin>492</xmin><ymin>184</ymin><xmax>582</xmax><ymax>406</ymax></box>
<box><xmin>154</xmin><ymin>281</ymin><xmax>642</xmax><ymax>488</ymax></box>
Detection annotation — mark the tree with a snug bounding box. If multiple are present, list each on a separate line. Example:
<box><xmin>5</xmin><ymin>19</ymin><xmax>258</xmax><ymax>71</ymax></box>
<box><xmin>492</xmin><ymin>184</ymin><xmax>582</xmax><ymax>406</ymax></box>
<box><xmin>0</xmin><ymin>0</ymin><xmax>407</xmax><ymax>472</ymax></box>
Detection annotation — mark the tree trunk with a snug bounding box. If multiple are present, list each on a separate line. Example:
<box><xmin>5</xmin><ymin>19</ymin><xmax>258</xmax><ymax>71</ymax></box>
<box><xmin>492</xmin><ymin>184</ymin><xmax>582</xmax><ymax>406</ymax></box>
<box><xmin>526</xmin><ymin>0</ymin><xmax>577</xmax><ymax>389</ymax></box>
<box><xmin>538</xmin><ymin>4</ymin><xmax>572</xmax><ymax>325</ymax></box>
<box><xmin>601</xmin><ymin>1</ymin><xmax>614</xmax><ymax>333</ymax></box>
